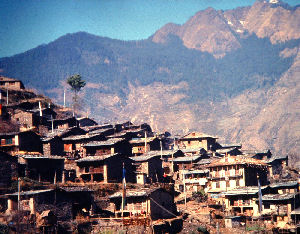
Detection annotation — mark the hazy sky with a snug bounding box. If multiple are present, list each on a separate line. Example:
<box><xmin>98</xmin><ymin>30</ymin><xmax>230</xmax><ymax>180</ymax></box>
<box><xmin>0</xmin><ymin>0</ymin><xmax>298</xmax><ymax>58</ymax></box>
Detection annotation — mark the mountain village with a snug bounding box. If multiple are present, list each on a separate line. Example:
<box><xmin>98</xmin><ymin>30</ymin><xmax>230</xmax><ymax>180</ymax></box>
<box><xmin>0</xmin><ymin>76</ymin><xmax>299</xmax><ymax>233</ymax></box>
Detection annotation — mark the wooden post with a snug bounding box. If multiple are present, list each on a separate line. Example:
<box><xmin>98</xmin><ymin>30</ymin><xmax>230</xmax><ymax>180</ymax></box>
<box><xmin>39</xmin><ymin>101</ymin><xmax>42</xmax><ymax>117</ymax></box>
<box><xmin>51</xmin><ymin>115</ymin><xmax>54</xmax><ymax>133</ymax></box>
<box><xmin>54</xmin><ymin>171</ymin><xmax>57</xmax><ymax>184</ymax></box>
<box><xmin>144</xmin><ymin>131</ymin><xmax>147</xmax><ymax>153</ymax></box>
<box><xmin>63</xmin><ymin>89</ymin><xmax>66</xmax><ymax>108</ymax></box>
<box><xmin>160</xmin><ymin>140</ymin><xmax>163</xmax><ymax>160</ymax></box>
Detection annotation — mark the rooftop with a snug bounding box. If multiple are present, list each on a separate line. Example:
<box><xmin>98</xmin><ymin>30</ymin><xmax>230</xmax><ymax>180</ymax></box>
<box><xmin>4</xmin><ymin>189</ymin><xmax>54</xmax><ymax>197</ymax></box>
<box><xmin>222</xmin><ymin>186</ymin><xmax>267</xmax><ymax>196</ymax></box>
<box><xmin>129</xmin><ymin>137</ymin><xmax>157</xmax><ymax>144</ymax></box>
<box><xmin>262</xmin><ymin>193</ymin><xmax>297</xmax><ymax>201</ymax></box>
<box><xmin>62</xmin><ymin>132</ymin><xmax>103</xmax><ymax>141</ymax></box>
<box><xmin>208</xmin><ymin>156</ymin><xmax>268</xmax><ymax>168</ymax></box>
<box><xmin>170</xmin><ymin>155</ymin><xmax>201</xmax><ymax>163</ymax></box>
<box><xmin>20</xmin><ymin>155</ymin><xmax>64</xmax><ymax>160</ymax></box>
<box><xmin>60</xmin><ymin>186</ymin><xmax>94</xmax><ymax>192</ymax></box>
<box><xmin>0</xmin><ymin>76</ymin><xmax>21</xmax><ymax>82</ymax></box>
<box><xmin>76</xmin><ymin>153</ymin><xmax>119</xmax><ymax>162</ymax></box>
<box><xmin>83</xmin><ymin>138</ymin><xmax>125</xmax><ymax>147</ymax></box>
<box><xmin>183</xmin><ymin>169</ymin><xmax>209</xmax><ymax>175</ymax></box>
<box><xmin>130</xmin><ymin>154</ymin><xmax>161</xmax><ymax>162</ymax></box>
<box><xmin>180</xmin><ymin>132</ymin><xmax>218</xmax><ymax>140</ymax></box>
<box><xmin>266</xmin><ymin>155</ymin><xmax>288</xmax><ymax>163</ymax></box>
<box><xmin>216</xmin><ymin>147</ymin><xmax>241</xmax><ymax>154</ymax></box>
<box><xmin>109</xmin><ymin>187</ymin><xmax>160</xmax><ymax>199</ymax></box>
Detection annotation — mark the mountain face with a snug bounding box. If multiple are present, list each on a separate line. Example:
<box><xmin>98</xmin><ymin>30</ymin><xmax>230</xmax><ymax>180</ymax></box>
<box><xmin>152</xmin><ymin>1</ymin><xmax>300</xmax><ymax>57</ymax></box>
<box><xmin>1</xmin><ymin>0</ymin><xmax>300</xmax><ymax>158</ymax></box>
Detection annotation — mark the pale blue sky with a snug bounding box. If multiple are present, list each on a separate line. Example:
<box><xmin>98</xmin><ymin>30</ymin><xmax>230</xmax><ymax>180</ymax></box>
<box><xmin>0</xmin><ymin>0</ymin><xmax>298</xmax><ymax>58</ymax></box>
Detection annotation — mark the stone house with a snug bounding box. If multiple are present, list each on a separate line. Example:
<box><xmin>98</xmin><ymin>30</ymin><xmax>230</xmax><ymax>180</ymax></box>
<box><xmin>0</xmin><ymin>152</ymin><xmax>18</xmax><ymax>195</ymax></box>
<box><xmin>269</xmin><ymin>181</ymin><xmax>299</xmax><ymax>194</ymax></box>
<box><xmin>0</xmin><ymin>130</ymin><xmax>42</xmax><ymax>154</ymax></box>
<box><xmin>130</xmin><ymin>153</ymin><xmax>163</xmax><ymax>184</ymax></box>
<box><xmin>82</xmin><ymin>138</ymin><xmax>132</xmax><ymax>157</ymax></box>
<box><xmin>215</xmin><ymin>147</ymin><xmax>243</xmax><ymax>157</ymax></box>
<box><xmin>75</xmin><ymin>153</ymin><xmax>134</xmax><ymax>183</ymax></box>
<box><xmin>178</xmin><ymin>132</ymin><xmax>221</xmax><ymax>151</ymax></box>
<box><xmin>171</xmin><ymin>155</ymin><xmax>202</xmax><ymax>172</ymax></box>
<box><xmin>51</xmin><ymin>117</ymin><xmax>78</xmax><ymax>130</ymax></box>
<box><xmin>4</xmin><ymin>188</ymin><xmax>93</xmax><ymax>220</ymax></box>
<box><xmin>18</xmin><ymin>155</ymin><xmax>64</xmax><ymax>183</ymax></box>
<box><xmin>41</xmin><ymin>127</ymin><xmax>87</xmax><ymax>156</ymax></box>
<box><xmin>180</xmin><ymin>169</ymin><xmax>209</xmax><ymax>192</ymax></box>
<box><xmin>42</xmin><ymin>136</ymin><xmax>64</xmax><ymax>156</ymax></box>
<box><xmin>109</xmin><ymin>187</ymin><xmax>177</xmax><ymax>220</ymax></box>
<box><xmin>223</xmin><ymin>186</ymin><xmax>268</xmax><ymax>217</ymax></box>
<box><xmin>0</xmin><ymin>76</ymin><xmax>25</xmax><ymax>90</ymax></box>
<box><xmin>77</xmin><ymin>117</ymin><xmax>98</xmax><ymax>127</ymax></box>
<box><xmin>11</xmin><ymin>109</ymin><xmax>40</xmax><ymax>129</ymax></box>
<box><xmin>262</xmin><ymin>193</ymin><xmax>300</xmax><ymax>222</ymax></box>
<box><xmin>207</xmin><ymin>155</ymin><xmax>269</xmax><ymax>193</ymax></box>
<box><xmin>62</xmin><ymin>133</ymin><xmax>106</xmax><ymax>159</ymax></box>
<box><xmin>130</xmin><ymin>137</ymin><xmax>160</xmax><ymax>156</ymax></box>
<box><xmin>267</xmin><ymin>155</ymin><xmax>288</xmax><ymax>176</ymax></box>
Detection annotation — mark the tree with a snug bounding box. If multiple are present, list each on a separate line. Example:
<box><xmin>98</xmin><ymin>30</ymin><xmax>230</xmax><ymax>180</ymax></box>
<box><xmin>67</xmin><ymin>74</ymin><xmax>86</xmax><ymax>116</ymax></box>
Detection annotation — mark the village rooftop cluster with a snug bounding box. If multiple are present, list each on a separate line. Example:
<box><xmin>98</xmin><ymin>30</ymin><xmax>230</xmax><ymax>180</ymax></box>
<box><xmin>0</xmin><ymin>76</ymin><xmax>299</xmax><ymax>233</ymax></box>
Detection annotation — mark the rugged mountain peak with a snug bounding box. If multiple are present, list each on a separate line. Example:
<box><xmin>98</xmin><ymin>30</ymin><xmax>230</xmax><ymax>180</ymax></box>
<box><xmin>151</xmin><ymin>23</ymin><xmax>181</xmax><ymax>44</ymax></box>
<box><xmin>151</xmin><ymin>7</ymin><xmax>241</xmax><ymax>57</ymax></box>
<box><xmin>243</xmin><ymin>1</ymin><xmax>300</xmax><ymax>43</ymax></box>
<box><xmin>151</xmin><ymin>1</ymin><xmax>300</xmax><ymax>57</ymax></box>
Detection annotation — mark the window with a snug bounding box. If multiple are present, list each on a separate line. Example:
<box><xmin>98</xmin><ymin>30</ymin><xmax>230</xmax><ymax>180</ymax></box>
<box><xmin>5</xmin><ymin>138</ymin><xmax>13</xmax><ymax>145</ymax></box>
<box><xmin>216</xmin><ymin>181</ymin><xmax>220</xmax><ymax>188</ymax></box>
<box><xmin>264</xmin><ymin>203</ymin><xmax>270</xmax><ymax>209</ymax></box>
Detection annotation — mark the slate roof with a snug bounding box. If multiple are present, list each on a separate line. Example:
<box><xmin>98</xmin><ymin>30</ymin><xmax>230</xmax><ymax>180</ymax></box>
<box><xmin>109</xmin><ymin>187</ymin><xmax>160</xmax><ymax>199</ymax></box>
<box><xmin>60</xmin><ymin>186</ymin><xmax>94</xmax><ymax>192</ymax></box>
<box><xmin>76</xmin><ymin>153</ymin><xmax>119</xmax><ymax>162</ymax></box>
<box><xmin>170</xmin><ymin>155</ymin><xmax>201</xmax><ymax>162</ymax></box>
<box><xmin>262</xmin><ymin>193</ymin><xmax>297</xmax><ymax>201</ymax></box>
<box><xmin>266</xmin><ymin>155</ymin><xmax>288</xmax><ymax>163</ymax></box>
<box><xmin>4</xmin><ymin>189</ymin><xmax>54</xmax><ymax>197</ymax></box>
<box><xmin>83</xmin><ymin>138</ymin><xmax>124</xmax><ymax>147</ymax></box>
<box><xmin>180</xmin><ymin>132</ymin><xmax>218</xmax><ymax>140</ymax></box>
<box><xmin>62</xmin><ymin>132</ymin><xmax>103</xmax><ymax>141</ymax></box>
<box><xmin>222</xmin><ymin>186</ymin><xmax>267</xmax><ymax>196</ymax></box>
<box><xmin>183</xmin><ymin>169</ymin><xmax>209</xmax><ymax>175</ymax></box>
<box><xmin>208</xmin><ymin>156</ymin><xmax>268</xmax><ymax>168</ymax></box>
<box><xmin>269</xmin><ymin>181</ymin><xmax>298</xmax><ymax>188</ymax></box>
<box><xmin>129</xmin><ymin>137</ymin><xmax>157</xmax><ymax>144</ymax></box>
<box><xmin>130</xmin><ymin>154</ymin><xmax>161</xmax><ymax>162</ymax></box>
<box><xmin>20</xmin><ymin>155</ymin><xmax>64</xmax><ymax>160</ymax></box>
